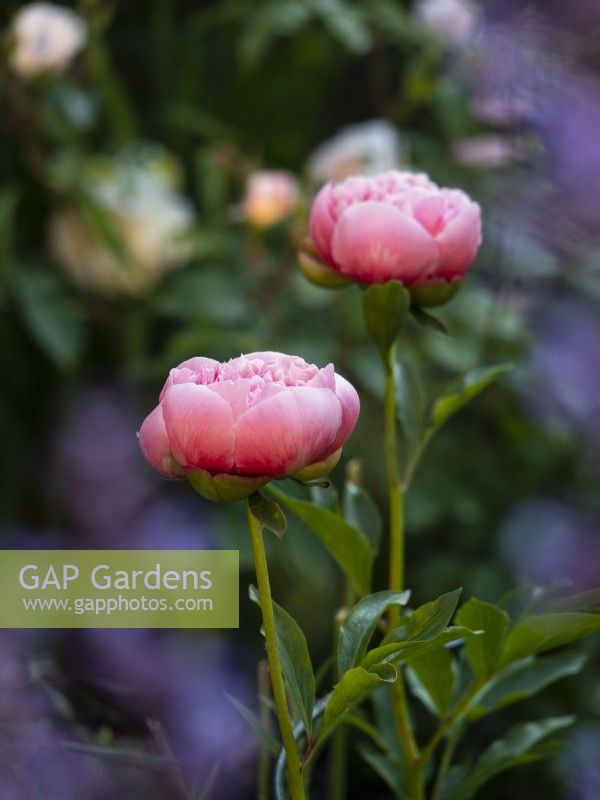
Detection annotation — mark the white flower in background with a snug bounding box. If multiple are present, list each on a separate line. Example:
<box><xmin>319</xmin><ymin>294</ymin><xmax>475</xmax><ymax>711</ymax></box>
<box><xmin>242</xmin><ymin>171</ymin><xmax>300</xmax><ymax>228</ymax></box>
<box><xmin>414</xmin><ymin>0</ymin><xmax>481</xmax><ymax>46</ymax></box>
<box><xmin>50</xmin><ymin>146</ymin><xmax>195</xmax><ymax>297</ymax></box>
<box><xmin>307</xmin><ymin>120</ymin><xmax>404</xmax><ymax>184</ymax></box>
<box><xmin>8</xmin><ymin>2</ymin><xmax>87</xmax><ymax>79</ymax></box>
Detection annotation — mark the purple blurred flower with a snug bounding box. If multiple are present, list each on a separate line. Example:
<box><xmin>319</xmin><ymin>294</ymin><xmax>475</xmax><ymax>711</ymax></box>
<box><xmin>500</xmin><ymin>499</ymin><xmax>600</xmax><ymax>591</ymax></box>
<box><xmin>526</xmin><ymin>299</ymin><xmax>600</xmax><ymax>445</ymax></box>
<box><xmin>0</xmin><ymin>633</ymin><xmax>108</xmax><ymax>800</ymax></box>
<box><xmin>563</xmin><ymin>725</ymin><xmax>600</xmax><ymax>800</ymax></box>
<box><xmin>78</xmin><ymin>629</ymin><xmax>257</xmax><ymax>798</ymax></box>
<box><xmin>535</xmin><ymin>75</ymin><xmax>600</xmax><ymax>232</ymax></box>
<box><xmin>466</xmin><ymin>3</ymin><xmax>600</xmax><ymax>255</ymax></box>
<box><xmin>53</xmin><ymin>384</ymin><xmax>215</xmax><ymax>549</ymax></box>
<box><xmin>54</xmin><ymin>385</ymin><xmax>154</xmax><ymax>543</ymax></box>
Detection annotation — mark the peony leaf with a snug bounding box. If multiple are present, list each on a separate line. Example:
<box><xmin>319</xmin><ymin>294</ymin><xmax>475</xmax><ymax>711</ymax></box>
<box><xmin>313</xmin><ymin>663</ymin><xmax>397</xmax><ymax>755</ymax></box>
<box><xmin>383</xmin><ymin>588</ymin><xmax>463</xmax><ymax>645</ymax></box>
<box><xmin>337</xmin><ymin>590</ymin><xmax>411</xmax><ymax>677</ymax></box>
<box><xmin>406</xmin><ymin>645</ymin><xmax>456</xmax><ymax>717</ymax></box>
<box><xmin>455</xmin><ymin>598</ymin><xmax>509</xmax><ymax>678</ymax></box>
<box><xmin>249</xmin><ymin>585</ymin><xmax>315</xmax><ymax>736</ymax></box>
<box><xmin>469</xmin><ymin>652</ymin><xmax>586</xmax><ymax>720</ymax></box>
<box><xmin>364</xmin><ymin>626</ymin><xmax>476</xmax><ymax>668</ymax></box>
<box><xmin>500</xmin><ymin>612</ymin><xmax>600</xmax><ymax>667</ymax></box>
<box><xmin>445</xmin><ymin>716</ymin><xmax>574</xmax><ymax>800</ymax></box>
<box><xmin>225</xmin><ymin>692</ymin><xmax>281</xmax><ymax>755</ymax></box>
<box><xmin>342</xmin><ymin>477</ymin><xmax>382</xmax><ymax>557</ymax></box>
<box><xmin>248</xmin><ymin>492</ymin><xmax>287</xmax><ymax>538</ymax></box>
<box><xmin>268</xmin><ymin>484</ymin><xmax>372</xmax><ymax>596</ymax></box>
<box><xmin>430</xmin><ymin>364</ymin><xmax>512</xmax><ymax>430</ymax></box>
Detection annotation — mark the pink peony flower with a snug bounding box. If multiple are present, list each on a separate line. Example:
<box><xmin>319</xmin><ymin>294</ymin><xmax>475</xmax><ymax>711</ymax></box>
<box><xmin>306</xmin><ymin>170</ymin><xmax>482</xmax><ymax>291</ymax></box>
<box><xmin>138</xmin><ymin>352</ymin><xmax>359</xmax><ymax>502</ymax></box>
<box><xmin>243</xmin><ymin>171</ymin><xmax>299</xmax><ymax>228</ymax></box>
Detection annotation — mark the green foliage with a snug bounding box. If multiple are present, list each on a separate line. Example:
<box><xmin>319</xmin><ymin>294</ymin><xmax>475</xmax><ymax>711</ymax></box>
<box><xmin>364</xmin><ymin>625</ymin><xmax>475</xmax><ymax>668</ymax></box>
<box><xmin>430</xmin><ymin>364</ymin><xmax>512</xmax><ymax>430</ymax></box>
<box><xmin>406</xmin><ymin>644</ymin><xmax>456</xmax><ymax>717</ymax></box>
<box><xmin>225</xmin><ymin>692</ymin><xmax>281</xmax><ymax>755</ymax></box>
<box><xmin>469</xmin><ymin>652</ymin><xmax>586</xmax><ymax>720</ymax></box>
<box><xmin>362</xmin><ymin>281</ymin><xmax>411</xmax><ymax>361</ymax></box>
<box><xmin>250</xmin><ymin>585</ymin><xmax>315</xmax><ymax>735</ymax></box>
<box><xmin>312</xmin><ymin>663</ymin><xmax>397</xmax><ymax>755</ymax></box>
<box><xmin>403</xmin><ymin>588</ymin><xmax>463</xmax><ymax>640</ymax></box>
<box><xmin>443</xmin><ymin>717</ymin><xmax>574</xmax><ymax>800</ymax></box>
<box><xmin>500</xmin><ymin>612</ymin><xmax>600</xmax><ymax>666</ymax></box>
<box><xmin>342</xmin><ymin>475</ymin><xmax>382</xmax><ymax>556</ymax></box>
<box><xmin>268</xmin><ymin>483</ymin><xmax>373</xmax><ymax>595</ymax></box>
<box><xmin>9</xmin><ymin>267</ymin><xmax>87</xmax><ymax>370</ymax></box>
<box><xmin>410</xmin><ymin>305</ymin><xmax>449</xmax><ymax>336</ymax></box>
<box><xmin>455</xmin><ymin>598</ymin><xmax>509</xmax><ymax>678</ymax></box>
<box><xmin>248</xmin><ymin>492</ymin><xmax>287</xmax><ymax>539</ymax></box>
<box><xmin>337</xmin><ymin>590</ymin><xmax>411</xmax><ymax>677</ymax></box>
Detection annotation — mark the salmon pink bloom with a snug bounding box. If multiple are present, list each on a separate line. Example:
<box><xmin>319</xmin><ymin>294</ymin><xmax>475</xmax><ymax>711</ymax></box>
<box><xmin>303</xmin><ymin>170</ymin><xmax>482</xmax><ymax>305</ymax></box>
<box><xmin>138</xmin><ymin>352</ymin><xmax>359</xmax><ymax>502</ymax></box>
<box><xmin>243</xmin><ymin>171</ymin><xmax>299</xmax><ymax>228</ymax></box>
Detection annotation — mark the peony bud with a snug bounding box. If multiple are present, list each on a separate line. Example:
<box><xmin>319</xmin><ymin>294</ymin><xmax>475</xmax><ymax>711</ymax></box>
<box><xmin>8</xmin><ymin>3</ymin><xmax>87</xmax><ymax>80</ymax></box>
<box><xmin>243</xmin><ymin>171</ymin><xmax>299</xmax><ymax>228</ymax></box>
<box><xmin>304</xmin><ymin>170</ymin><xmax>482</xmax><ymax>306</ymax></box>
<box><xmin>138</xmin><ymin>352</ymin><xmax>360</xmax><ymax>503</ymax></box>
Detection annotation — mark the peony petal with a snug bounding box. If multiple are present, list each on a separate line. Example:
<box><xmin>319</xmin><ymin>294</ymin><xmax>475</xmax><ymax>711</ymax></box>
<box><xmin>434</xmin><ymin>196</ymin><xmax>482</xmax><ymax>279</ymax></box>
<box><xmin>233</xmin><ymin>351</ymin><xmax>287</xmax><ymax>364</ymax></box>
<box><xmin>307</xmin><ymin>363</ymin><xmax>337</xmax><ymax>391</ymax></box>
<box><xmin>177</xmin><ymin>356</ymin><xmax>220</xmax><ymax>373</ymax></box>
<box><xmin>138</xmin><ymin>405</ymin><xmax>184</xmax><ymax>479</ymax></box>
<box><xmin>159</xmin><ymin>367</ymin><xmax>197</xmax><ymax>402</ymax></box>
<box><xmin>234</xmin><ymin>387</ymin><xmax>342</xmax><ymax>476</ymax></box>
<box><xmin>331</xmin><ymin>201</ymin><xmax>438</xmax><ymax>284</ymax></box>
<box><xmin>207</xmin><ymin>379</ymin><xmax>252</xmax><ymax>420</ymax></box>
<box><xmin>309</xmin><ymin>184</ymin><xmax>338</xmax><ymax>267</ymax></box>
<box><xmin>323</xmin><ymin>373</ymin><xmax>360</xmax><ymax>455</ymax></box>
<box><xmin>162</xmin><ymin>383</ymin><xmax>235</xmax><ymax>473</ymax></box>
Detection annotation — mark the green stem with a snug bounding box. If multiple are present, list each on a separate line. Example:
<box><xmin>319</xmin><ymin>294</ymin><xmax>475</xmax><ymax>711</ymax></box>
<box><xmin>327</xmin><ymin>718</ymin><xmax>348</xmax><ymax>800</ymax></box>
<box><xmin>327</xmin><ymin>578</ymin><xmax>354</xmax><ymax>800</ymax></box>
<box><xmin>419</xmin><ymin>679</ymin><xmax>485</xmax><ymax>768</ymax></box>
<box><xmin>431</xmin><ymin>724</ymin><xmax>462</xmax><ymax>800</ymax></box>
<box><xmin>385</xmin><ymin>342</ymin><xmax>404</xmax><ymax>603</ymax></box>
<box><xmin>246</xmin><ymin>501</ymin><xmax>307</xmax><ymax>800</ymax></box>
<box><xmin>383</xmin><ymin>343</ymin><xmax>422</xmax><ymax>800</ymax></box>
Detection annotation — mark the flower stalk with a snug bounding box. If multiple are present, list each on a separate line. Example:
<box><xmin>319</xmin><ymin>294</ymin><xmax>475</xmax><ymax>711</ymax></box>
<box><xmin>383</xmin><ymin>341</ymin><xmax>423</xmax><ymax>800</ymax></box>
<box><xmin>246</xmin><ymin>499</ymin><xmax>307</xmax><ymax>800</ymax></box>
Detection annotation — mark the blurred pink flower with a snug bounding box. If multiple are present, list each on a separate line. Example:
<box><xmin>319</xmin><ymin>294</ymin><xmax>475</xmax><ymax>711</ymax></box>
<box><xmin>243</xmin><ymin>170</ymin><xmax>299</xmax><ymax>228</ymax></box>
<box><xmin>139</xmin><ymin>352</ymin><xmax>359</xmax><ymax>501</ymax></box>
<box><xmin>452</xmin><ymin>134</ymin><xmax>524</xmax><ymax>168</ymax></box>
<box><xmin>307</xmin><ymin>171</ymin><xmax>482</xmax><ymax>286</ymax></box>
<box><xmin>414</xmin><ymin>0</ymin><xmax>481</xmax><ymax>46</ymax></box>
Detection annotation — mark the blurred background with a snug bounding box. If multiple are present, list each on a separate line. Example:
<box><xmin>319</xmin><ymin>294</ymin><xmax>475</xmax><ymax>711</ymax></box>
<box><xmin>0</xmin><ymin>1</ymin><xmax>599</xmax><ymax>798</ymax></box>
